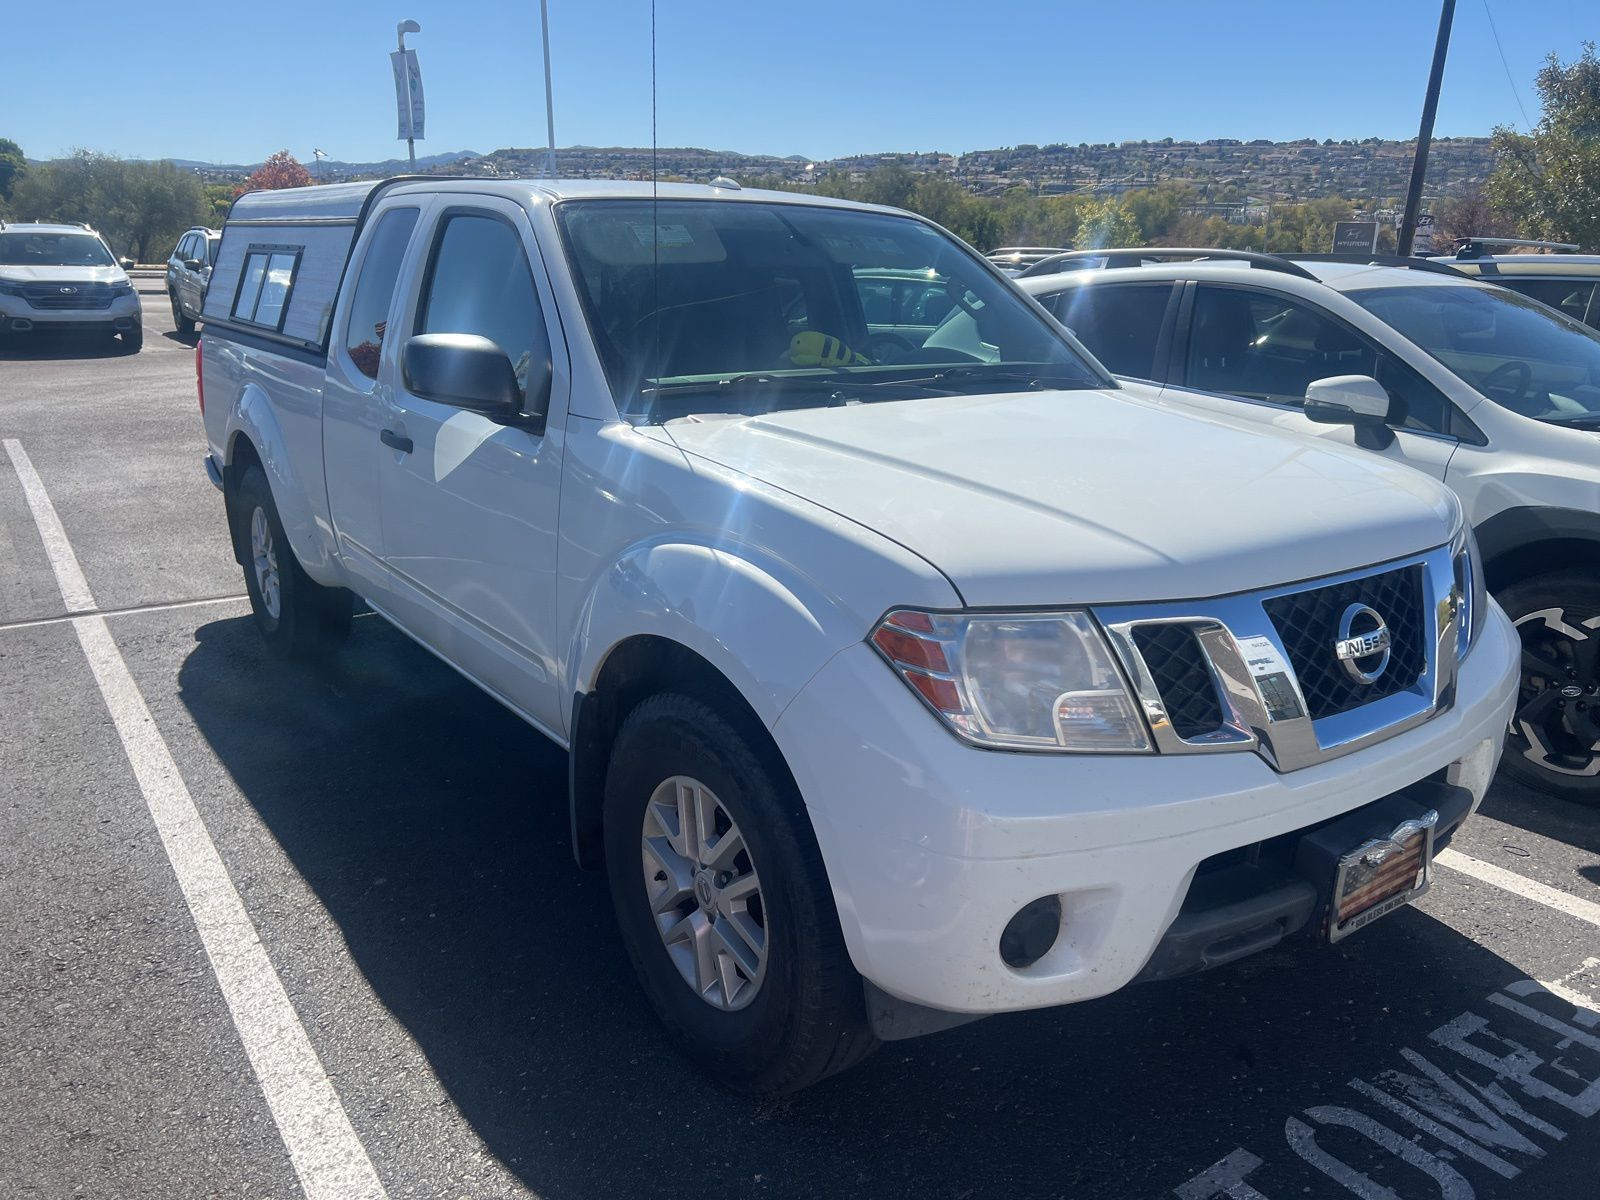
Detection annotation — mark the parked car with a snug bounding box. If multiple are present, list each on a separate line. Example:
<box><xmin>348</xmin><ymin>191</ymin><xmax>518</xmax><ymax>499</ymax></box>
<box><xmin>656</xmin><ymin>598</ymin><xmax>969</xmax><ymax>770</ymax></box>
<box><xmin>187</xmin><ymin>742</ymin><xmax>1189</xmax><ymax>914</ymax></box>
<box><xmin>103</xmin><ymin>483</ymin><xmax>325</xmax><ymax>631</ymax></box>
<box><xmin>166</xmin><ymin>226</ymin><xmax>220</xmax><ymax>334</ymax></box>
<box><xmin>1435</xmin><ymin>237</ymin><xmax>1600</xmax><ymax>332</ymax></box>
<box><xmin>198</xmin><ymin>181</ymin><xmax>1516</xmax><ymax>1092</ymax></box>
<box><xmin>0</xmin><ymin>221</ymin><xmax>141</xmax><ymax>351</ymax></box>
<box><xmin>1019</xmin><ymin>248</ymin><xmax>1600</xmax><ymax>802</ymax></box>
<box><xmin>985</xmin><ymin>245</ymin><xmax>1074</xmax><ymax>275</ymax></box>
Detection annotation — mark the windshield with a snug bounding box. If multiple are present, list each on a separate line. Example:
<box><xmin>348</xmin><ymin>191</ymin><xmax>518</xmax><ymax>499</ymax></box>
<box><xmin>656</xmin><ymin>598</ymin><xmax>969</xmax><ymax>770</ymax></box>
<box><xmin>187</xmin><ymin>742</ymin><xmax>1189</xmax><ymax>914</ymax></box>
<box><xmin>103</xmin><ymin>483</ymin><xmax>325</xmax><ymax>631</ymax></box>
<box><xmin>556</xmin><ymin>199</ymin><xmax>1107</xmax><ymax>421</ymax></box>
<box><xmin>0</xmin><ymin>231</ymin><xmax>116</xmax><ymax>268</ymax></box>
<box><xmin>1347</xmin><ymin>283</ymin><xmax>1600</xmax><ymax>424</ymax></box>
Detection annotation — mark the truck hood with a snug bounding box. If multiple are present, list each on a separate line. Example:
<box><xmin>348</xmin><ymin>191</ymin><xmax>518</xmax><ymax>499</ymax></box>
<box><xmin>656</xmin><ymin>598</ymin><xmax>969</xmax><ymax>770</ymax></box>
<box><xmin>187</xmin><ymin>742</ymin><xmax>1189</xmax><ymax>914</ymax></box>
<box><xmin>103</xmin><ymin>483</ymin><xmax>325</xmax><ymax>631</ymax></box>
<box><xmin>0</xmin><ymin>265</ymin><xmax>127</xmax><ymax>285</ymax></box>
<box><xmin>663</xmin><ymin>388</ymin><xmax>1459</xmax><ymax>607</ymax></box>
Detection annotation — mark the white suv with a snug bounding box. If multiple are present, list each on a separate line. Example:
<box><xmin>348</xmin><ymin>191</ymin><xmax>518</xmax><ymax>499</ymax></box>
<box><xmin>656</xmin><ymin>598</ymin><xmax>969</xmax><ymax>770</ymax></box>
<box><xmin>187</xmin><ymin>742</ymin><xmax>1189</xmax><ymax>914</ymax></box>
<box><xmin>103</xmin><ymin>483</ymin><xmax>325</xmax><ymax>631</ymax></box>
<box><xmin>1020</xmin><ymin>249</ymin><xmax>1600</xmax><ymax>802</ymax></box>
<box><xmin>0</xmin><ymin>221</ymin><xmax>142</xmax><ymax>351</ymax></box>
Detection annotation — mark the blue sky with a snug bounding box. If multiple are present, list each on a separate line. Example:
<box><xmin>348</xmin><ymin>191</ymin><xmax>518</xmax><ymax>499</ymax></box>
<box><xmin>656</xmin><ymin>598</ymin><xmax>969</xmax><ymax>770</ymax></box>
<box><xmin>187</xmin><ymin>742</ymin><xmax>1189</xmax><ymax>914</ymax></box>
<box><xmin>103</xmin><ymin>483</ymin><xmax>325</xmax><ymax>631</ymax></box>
<box><xmin>9</xmin><ymin>1</ymin><xmax>1596</xmax><ymax>164</ymax></box>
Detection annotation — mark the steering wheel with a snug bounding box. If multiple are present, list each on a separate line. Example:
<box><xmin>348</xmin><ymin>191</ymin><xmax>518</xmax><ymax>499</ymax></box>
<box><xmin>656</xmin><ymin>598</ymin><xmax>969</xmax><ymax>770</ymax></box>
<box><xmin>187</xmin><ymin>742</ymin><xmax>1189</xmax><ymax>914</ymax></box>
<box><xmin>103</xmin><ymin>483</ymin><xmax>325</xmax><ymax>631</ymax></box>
<box><xmin>1480</xmin><ymin>359</ymin><xmax>1533</xmax><ymax>407</ymax></box>
<box><xmin>861</xmin><ymin>332</ymin><xmax>916</xmax><ymax>364</ymax></box>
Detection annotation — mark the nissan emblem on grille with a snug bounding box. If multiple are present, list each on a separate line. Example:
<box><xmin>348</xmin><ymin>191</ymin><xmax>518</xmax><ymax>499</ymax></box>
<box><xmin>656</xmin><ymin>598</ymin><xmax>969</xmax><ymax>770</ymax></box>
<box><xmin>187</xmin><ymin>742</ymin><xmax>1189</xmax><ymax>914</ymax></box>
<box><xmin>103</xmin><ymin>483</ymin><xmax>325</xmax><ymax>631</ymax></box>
<box><xmin>1334</xmin><ymin>603</ymin><xmax>1392</xmax><ymax>685</ymax></box>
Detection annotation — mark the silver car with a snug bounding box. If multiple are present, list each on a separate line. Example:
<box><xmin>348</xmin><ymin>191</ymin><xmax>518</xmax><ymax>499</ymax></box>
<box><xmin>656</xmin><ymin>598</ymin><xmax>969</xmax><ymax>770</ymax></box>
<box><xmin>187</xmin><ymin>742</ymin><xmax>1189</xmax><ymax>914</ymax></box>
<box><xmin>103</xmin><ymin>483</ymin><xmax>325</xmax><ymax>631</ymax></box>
<box><xmin>165</xmin><ymin>227</ymin><xmax>219</xmax><ymax>334</ymax></box>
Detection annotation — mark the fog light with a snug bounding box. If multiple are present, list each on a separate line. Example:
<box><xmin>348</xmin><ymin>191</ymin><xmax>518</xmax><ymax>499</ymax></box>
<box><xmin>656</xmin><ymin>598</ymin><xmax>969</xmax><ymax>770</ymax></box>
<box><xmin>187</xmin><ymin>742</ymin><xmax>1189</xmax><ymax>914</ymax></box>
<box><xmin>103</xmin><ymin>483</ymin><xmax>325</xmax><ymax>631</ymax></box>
<box><xmin>1000</xmin><ymin>895</ymin><xmax>1062</xmax><ymax>968</ymax></box>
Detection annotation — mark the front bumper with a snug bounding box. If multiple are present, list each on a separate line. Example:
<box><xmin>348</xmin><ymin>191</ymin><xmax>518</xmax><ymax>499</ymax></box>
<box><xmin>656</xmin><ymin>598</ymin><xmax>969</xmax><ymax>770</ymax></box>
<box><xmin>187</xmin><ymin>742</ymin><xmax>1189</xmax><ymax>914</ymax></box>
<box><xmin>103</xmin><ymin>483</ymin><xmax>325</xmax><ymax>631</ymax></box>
<box><xmin>0</xmin><ymin>293</ymin><xmax>140</xmax><ymax>331</ymax></box>
<box><xmin>771</xmin><ymin>602</ymin><xmax>1518</xmax><ymax>1016</ymax></box>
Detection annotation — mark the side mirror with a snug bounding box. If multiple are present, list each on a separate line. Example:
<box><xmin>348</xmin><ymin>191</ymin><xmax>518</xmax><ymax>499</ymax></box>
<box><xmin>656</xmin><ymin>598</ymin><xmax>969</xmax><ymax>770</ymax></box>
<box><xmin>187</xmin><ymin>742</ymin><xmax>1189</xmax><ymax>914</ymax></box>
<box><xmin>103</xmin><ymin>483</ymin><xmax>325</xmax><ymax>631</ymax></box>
<box><xmin>119</xmin><ymin>257</ymin><xmax>135</xmax><ymax>270</ymax></box>
<box><xmin>1304</xmin><ymin>374</ymin><xmax>1394</xmax><ymax>449</ymax></box>
<box><xmin>183</xmin><ymin>258</ymin><xmax>204</xmax><ymax>271</ymax></box>
<box><xmin>402</xmin><ymin>332</ymin><xmax>550</xmax><ymax>431</ymax></box>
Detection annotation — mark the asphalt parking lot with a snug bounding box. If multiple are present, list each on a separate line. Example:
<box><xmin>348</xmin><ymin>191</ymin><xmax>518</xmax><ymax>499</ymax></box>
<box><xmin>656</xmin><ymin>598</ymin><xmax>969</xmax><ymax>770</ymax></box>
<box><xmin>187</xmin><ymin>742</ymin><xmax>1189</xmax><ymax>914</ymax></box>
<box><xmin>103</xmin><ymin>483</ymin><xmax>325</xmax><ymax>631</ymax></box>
<box><xmin>2</xmin><ymin>291</ymin><xmax>1599</xmax><ymax>1200</ymax></box>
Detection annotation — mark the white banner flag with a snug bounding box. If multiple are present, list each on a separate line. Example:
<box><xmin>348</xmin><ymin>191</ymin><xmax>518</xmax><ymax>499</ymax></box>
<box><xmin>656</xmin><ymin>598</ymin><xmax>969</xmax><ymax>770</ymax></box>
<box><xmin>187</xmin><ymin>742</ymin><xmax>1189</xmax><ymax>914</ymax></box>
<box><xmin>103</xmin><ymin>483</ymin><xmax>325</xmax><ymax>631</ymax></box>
<box><xmin>391</xmin><ymin>49</ymin><xmax>425</xmax><ymax>140</ymax></box>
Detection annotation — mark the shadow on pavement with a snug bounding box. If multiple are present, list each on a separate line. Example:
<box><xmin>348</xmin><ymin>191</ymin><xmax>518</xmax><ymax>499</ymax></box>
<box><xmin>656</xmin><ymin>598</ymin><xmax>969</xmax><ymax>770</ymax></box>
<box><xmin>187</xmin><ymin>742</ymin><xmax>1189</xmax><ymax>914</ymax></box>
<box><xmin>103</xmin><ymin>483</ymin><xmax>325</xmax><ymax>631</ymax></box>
<box><xmin>0</xmin><ymin>330</ymin><xmax>135</xmax><ymax>361</ymax></box>
<box><xmin>1476</xmin><ymin>776</ymin><xmax>1600</xmax><ymax>857</ymax></box>
<box><xmin>176</xmin><ymin>614</ymin><xmax>1590</xmax><ymax>1200</ymax></box>
<box><xmin>162</xmin><ymin>328</ymin><xmax>200</xmax><ymax>349</ymax></box>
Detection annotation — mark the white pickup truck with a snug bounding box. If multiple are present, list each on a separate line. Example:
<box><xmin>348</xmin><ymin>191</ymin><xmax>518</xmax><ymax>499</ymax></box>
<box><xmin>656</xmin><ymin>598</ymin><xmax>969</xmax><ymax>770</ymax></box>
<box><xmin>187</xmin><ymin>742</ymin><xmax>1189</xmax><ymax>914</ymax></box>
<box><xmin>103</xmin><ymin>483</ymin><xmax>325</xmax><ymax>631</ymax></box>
<box><xmin>197</xmin><ymin>178</ymin><xmax>1519</xmax><ymax>1094</ymax></box>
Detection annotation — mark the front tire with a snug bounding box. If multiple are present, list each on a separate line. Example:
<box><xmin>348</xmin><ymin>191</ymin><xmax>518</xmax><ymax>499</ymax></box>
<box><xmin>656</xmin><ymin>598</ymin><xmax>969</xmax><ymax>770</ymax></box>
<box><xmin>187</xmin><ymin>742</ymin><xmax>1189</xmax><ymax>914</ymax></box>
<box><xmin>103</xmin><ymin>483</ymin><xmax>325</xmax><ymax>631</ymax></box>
<box><xmin>117</xmin><ymin>322</ymin><xmax>143</xmax><ymax>353</ymax></box>
<box><xmin>233</xmin><ymin>465</ymin><xmax>352</xmax><ymax>659</ymax></box>
<box><xmin>603</xmin><ymin>693</ymin><xmax>877</xmax><ymax>1093</ymax></box>
<box><xmin>1499</xmin><ymin>570</ymin><xmax>1600</xmax><ymax>805</ymax></box>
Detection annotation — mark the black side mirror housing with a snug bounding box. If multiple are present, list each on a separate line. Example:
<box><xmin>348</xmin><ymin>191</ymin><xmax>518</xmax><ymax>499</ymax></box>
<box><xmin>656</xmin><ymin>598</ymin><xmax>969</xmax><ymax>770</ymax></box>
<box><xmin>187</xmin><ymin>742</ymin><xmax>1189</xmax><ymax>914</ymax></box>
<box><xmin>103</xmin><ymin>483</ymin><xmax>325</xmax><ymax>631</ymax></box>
<box><xmin>183</xmin><ymin>258</ymin><xmax>205</xmax><ymax>271</ymax></box>
<box><xmin>402</xmin><ymin>332</ymin><xmax>551</xmax><ymax>432</ymax></box>
<box><xmin>119</xmin><ymin>257</ymin><xmax>135</xmax><ymax>270</ymax></box>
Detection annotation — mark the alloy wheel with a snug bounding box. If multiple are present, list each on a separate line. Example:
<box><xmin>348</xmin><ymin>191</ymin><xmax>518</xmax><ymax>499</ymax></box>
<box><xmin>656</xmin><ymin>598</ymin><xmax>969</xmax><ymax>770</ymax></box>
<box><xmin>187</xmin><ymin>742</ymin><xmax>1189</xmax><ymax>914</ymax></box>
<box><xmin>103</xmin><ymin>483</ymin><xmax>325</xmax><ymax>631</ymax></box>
<box><xmin>250</xmin><ymin>506</ymin><xmax>281</xmax><ymax>621</ymax></box>
<box><xmin>640</xmin><ymin>775</ymin><xmax>768</xmax><ymax>1010</ymax></box>
<box><xmin>1510</xmin><ymin>606</ymin><xmax>1600</xmax><ymax>778</ymax></box>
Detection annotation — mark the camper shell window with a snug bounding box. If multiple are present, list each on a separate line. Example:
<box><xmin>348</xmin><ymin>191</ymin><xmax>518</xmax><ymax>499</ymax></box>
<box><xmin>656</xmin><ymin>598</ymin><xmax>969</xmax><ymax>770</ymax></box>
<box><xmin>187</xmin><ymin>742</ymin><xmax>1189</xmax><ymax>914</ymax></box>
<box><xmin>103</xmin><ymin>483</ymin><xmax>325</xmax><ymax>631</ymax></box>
<box><xmin>231</xmin><ymin>244</ymin><xmax>304</xmax><ymax>332</ymax></box>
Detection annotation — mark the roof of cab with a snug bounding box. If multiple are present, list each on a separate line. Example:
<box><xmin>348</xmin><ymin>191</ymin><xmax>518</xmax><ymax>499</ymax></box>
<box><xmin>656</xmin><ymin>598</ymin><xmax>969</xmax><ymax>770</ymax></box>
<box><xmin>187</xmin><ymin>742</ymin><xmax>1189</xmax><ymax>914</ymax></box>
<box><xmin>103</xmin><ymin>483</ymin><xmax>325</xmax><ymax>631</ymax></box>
<box><xmin>225</xmin><ymin>176</ymin><xmax>904</xmax><ymax>226</ymax></box>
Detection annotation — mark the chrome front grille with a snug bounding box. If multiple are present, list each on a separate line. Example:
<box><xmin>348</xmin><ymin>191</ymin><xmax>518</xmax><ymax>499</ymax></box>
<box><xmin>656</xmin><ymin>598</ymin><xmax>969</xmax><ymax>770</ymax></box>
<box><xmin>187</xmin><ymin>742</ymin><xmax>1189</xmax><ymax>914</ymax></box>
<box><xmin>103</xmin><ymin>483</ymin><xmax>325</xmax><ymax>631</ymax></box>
<box><xmin>1263</xmin><ymin>565</ymin><xmax>1427</xmax><ymax>719</ymax></box>
<box><xmin>1096</xmin><ymin>546</ymin><xmax>1460</xmax><ymax>773</ymax></box>
<box><xmin>1131</xmin><ymin>623</ymin><xmax>1226</xmax><ymax>738</ymax></box>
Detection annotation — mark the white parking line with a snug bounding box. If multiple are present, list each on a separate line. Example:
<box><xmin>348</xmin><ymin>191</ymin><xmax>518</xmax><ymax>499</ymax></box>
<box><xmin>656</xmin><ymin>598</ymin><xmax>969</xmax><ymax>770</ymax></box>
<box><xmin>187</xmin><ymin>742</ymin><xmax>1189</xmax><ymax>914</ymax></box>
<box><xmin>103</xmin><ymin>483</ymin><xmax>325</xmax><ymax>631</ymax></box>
<box><xmin>0</xmin><ymin>593</ymin><xmax>249</xmax><ymax>633</ymax></box>
<box><xmin>1436</xmin><ymin>846</ymin><xmax>1600</xmax><ymax>928</ymax></box>
<box><xmin>2</xmin><ymin>439</ymin><xmax>387</xmax><ymax>1200</ymax></box>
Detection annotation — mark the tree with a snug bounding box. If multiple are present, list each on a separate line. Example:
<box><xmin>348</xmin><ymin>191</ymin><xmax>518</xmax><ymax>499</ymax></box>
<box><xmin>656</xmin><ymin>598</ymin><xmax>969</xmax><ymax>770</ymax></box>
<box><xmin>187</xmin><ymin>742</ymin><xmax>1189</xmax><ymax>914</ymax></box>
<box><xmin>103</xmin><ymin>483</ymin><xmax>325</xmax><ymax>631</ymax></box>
<box><xmin>239</xmin><ymin>150</ymin><xmax>312</xmax><ymax>194</ymax></box>
<box><xmin>1074</xmin><ymin>197</ymin><xmax>1140</xmax><ymax>250</ymax></box>
<box><xmin>10</xmin><ymin>151</ymin><xmax>205</xmax><ymax>261</ymax></box>
<box><xmin>1488</xmin><ymin>43</ymin><xmax>1600</xmax><ymax>250</ymax></box>
<box><xmin>0</xmin><ymin>137</ymin><xmax>25</xmax><ymax>203</ymax></box>
<box><xmin>1433</xmin><ymin>187</ymin><xmax>1517</xmax><ymax>247</ymax></box>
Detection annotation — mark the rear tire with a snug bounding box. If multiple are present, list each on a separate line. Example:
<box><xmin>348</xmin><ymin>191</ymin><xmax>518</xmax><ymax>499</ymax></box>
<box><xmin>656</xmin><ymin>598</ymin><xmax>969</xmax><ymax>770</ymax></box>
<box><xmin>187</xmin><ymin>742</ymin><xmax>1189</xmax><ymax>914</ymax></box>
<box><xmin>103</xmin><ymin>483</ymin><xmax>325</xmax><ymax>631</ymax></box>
<box><xmin>170</xmin><ymin>291</ymin><xmax>194</xmax><ymax>335</ymax></box>
<box><xmin>233</xmin><ymin>465</ymin><xmax>352</xmax><ymax>659</ymax></box>
<box><xmin>1498</xmin><ymin>570</ymin><xmax>1600</xmax><ymax>805</ymax></box>
<box><xmin>603</xmin><ymin>692</ymin><xmax>877</xmax><ymax>1094</ymax></box>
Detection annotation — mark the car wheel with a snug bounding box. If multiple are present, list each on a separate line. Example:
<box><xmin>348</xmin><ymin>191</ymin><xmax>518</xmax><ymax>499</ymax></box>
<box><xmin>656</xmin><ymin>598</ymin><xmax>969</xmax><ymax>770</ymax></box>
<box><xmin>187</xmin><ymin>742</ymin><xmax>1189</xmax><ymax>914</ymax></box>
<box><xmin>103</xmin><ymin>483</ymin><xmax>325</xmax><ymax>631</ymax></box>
<box><xmin>118</xmin><ymin>322</ymin><xmax>144</xmax><ymax>353</ymax></box>
<box><xmin>1499</xmin><ymin>571</ymin><xmax>1600</xmax><ymax>805</ymax></box>
<box><xmin>233</xmin><ymin>465</ymin><xmax>352</xmax><ymax>659</ymax></box>
<box><xmin>603</xmin><ymin>692</ymin><xmax>877</xmax><ymax>1094</ymax></box>
<box><xmin>170</xmin><ymin>290</ymin><xmax>194</xmax><ymax>335</ymax></box>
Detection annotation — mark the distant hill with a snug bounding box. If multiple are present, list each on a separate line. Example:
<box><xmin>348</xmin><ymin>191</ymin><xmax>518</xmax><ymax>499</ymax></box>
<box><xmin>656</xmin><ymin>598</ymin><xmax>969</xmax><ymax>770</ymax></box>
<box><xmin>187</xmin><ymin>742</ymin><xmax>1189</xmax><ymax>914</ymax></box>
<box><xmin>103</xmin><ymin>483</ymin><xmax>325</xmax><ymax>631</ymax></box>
<box><xmin>451</xmin><ymin>137</ymin><xmax>1496</xmax><ymax>204</ymax></box>
<box><xmin>161</xmin><ymin>150</ymin><xmax>480</xmax><ymax>180</ymax></box>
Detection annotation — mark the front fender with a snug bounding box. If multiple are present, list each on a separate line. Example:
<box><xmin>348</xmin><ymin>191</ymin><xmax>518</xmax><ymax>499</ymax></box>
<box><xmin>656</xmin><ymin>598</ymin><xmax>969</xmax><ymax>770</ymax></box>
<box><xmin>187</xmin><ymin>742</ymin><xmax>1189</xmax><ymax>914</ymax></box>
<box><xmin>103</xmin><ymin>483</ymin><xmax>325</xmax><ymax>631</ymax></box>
<box><xmin>568</xmin><ymin>538</ymin><xmax>874</xmax><ymax>730</ymax></box>
<box><xmin>227</xmin><ymin>385</ymin><xmax>340</xmax><ymax>584</ymax></box>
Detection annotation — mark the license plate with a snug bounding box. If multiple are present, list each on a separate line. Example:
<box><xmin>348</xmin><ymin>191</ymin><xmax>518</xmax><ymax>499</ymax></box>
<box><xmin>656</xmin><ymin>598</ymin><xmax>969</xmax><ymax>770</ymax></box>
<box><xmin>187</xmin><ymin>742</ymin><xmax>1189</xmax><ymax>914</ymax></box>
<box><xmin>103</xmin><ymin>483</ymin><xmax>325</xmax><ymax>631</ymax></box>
<box><xmin>1328</xmin><ymin>811</ymin><xmax>1438</xmax><ymax>942</ymax></box>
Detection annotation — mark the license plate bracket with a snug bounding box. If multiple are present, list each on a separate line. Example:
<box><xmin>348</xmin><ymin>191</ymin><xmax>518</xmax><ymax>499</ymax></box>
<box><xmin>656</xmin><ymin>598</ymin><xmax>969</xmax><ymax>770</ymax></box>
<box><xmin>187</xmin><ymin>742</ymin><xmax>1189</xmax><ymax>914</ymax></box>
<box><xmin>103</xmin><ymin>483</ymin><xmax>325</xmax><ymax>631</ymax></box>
<box><xmin>1328</xmin><ymin>810</ymin><xmax>1438</xmax><ymax>942</ymax></box>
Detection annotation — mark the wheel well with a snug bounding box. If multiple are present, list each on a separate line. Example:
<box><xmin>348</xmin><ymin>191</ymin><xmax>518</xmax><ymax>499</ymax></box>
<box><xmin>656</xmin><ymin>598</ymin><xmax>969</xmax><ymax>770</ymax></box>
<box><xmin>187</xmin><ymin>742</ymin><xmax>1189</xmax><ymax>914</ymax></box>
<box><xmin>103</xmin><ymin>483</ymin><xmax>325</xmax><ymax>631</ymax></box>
<box><xmin>1485</xmin><ymin>537</ymin><xmax>1600</xmax><ymax>594</ymax></box>
<box><xmin>568</xmin><ymin>635</ymin><xmax>798</xmax><ymax>870</ymax></box>
<box><xmin>222</xmin><ymin>434</ymin><xmax>262</xmax><ymax>564</ymax></box>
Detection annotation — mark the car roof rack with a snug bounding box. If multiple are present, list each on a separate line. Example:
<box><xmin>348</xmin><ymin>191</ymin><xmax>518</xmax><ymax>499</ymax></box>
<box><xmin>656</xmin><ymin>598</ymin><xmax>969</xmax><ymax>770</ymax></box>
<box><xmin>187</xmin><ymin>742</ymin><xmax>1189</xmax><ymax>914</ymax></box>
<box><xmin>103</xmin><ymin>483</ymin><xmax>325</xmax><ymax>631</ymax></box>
<box><xmin>987</xmin><ymin>246</ymin><xmax>1075</xmax><ymax>270</ymax></box>
<box><xmin>1452</xmin><ymin>236</ymin><xmax>1581</xmax><ymax>259</ymax></box>
<box><xmin>1017</xmin><ymin>247</ymin><xmax>1320</xmax><ymax>281</ymax></box>
<box><xmin>1292</xmin><ymin>253</ymin><xmax>1470</xmax><ymax>278</ymax></box>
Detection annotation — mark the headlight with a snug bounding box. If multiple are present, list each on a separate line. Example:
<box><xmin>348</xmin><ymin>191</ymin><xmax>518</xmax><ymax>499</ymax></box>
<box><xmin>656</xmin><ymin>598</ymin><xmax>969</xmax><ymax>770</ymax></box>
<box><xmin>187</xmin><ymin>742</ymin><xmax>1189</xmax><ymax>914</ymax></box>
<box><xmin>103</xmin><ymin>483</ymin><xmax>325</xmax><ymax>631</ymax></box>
<box><xmin>110</xmin><ymin>282</ymin><xmax>135</xmax><ymax>297</ymax></box>
<box><xmin>0</xmin><ymin>280</ymin><xmax>23</xmax><ymax>296</ymax></box>
<box><xmin>1452</xmin><ymin>524</ymin><xmax>1486</xmax><ymax>660</ymax></box>
<box><xmin>870</xmin><ymin>609</ymin><xmax>1152</xmax><ymax>752</ymax></box>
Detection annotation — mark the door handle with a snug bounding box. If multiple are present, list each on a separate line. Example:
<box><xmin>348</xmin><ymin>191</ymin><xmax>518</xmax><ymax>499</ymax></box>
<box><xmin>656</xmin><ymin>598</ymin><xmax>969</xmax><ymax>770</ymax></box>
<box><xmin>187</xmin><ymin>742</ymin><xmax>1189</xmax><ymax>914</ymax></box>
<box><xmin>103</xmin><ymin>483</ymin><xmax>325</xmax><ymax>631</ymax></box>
<box><xmin>380</xmin><ymin>429</ymin><xmax>413</xmax><ymax>454</ymax></box>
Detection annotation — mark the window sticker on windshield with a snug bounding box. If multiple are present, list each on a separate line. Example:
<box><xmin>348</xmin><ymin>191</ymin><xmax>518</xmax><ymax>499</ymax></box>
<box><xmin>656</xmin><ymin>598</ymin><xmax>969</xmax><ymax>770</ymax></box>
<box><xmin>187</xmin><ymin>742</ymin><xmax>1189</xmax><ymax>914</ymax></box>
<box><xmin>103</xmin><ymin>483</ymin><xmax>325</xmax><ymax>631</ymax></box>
<box><xmin>1236</xmin><ymin>634</ymin><xmax>1305</xmax><ymax>722</ymax></box>
<box><xmin>628</xmin><ymin>222</ymin><xmax>695</xmax><ymax>248</ymax></box>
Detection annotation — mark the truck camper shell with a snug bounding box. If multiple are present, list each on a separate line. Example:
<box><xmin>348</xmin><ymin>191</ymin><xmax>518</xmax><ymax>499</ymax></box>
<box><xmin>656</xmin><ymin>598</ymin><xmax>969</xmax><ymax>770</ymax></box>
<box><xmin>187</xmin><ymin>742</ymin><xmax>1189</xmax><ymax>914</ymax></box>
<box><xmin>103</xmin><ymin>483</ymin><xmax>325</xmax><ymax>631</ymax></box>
<box><xmin>205</xmin><ymin>180</ymin><xmax>399</xmax><ymax>351</ymax></box>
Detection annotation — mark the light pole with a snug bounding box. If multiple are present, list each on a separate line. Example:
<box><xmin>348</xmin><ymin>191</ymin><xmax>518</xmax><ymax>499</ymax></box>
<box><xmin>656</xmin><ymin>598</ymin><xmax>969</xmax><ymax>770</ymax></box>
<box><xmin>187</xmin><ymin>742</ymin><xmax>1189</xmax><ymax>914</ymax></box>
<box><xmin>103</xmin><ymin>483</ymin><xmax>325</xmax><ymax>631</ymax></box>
<box><xmin>313</xmin><ymin>148</ymin><xmax>327</xmax><ymax>182</ymax></box>
<box><xmin>1398</xmin><ymin>0</ymin><xmax>1455</xmax><ymax>256</ymax></box>
<box><xmin>539</xmin><ymin>0</ymin><xmax>557</xmax><ymax>177</ymax></box>
<box><xmin>398</xmin><ymin>19</ymin><xmax>421</xmax><ymax>169</ymax></box>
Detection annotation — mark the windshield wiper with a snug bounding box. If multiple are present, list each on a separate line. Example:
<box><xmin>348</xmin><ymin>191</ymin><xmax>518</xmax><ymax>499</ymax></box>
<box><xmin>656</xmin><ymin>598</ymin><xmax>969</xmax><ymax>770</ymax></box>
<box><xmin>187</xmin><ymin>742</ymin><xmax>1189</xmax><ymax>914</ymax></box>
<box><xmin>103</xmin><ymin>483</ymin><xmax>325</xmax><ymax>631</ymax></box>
<box><xmin>840</xmin><ymin>364</ymin><xmax>1098</xmax><ymax>397</ymax></box>
<box><xmin>644</xmin><ymin>373</ymin><xmax>842</xmax><ymax>397</ymax></box>
<box><xmin>1541</xmin><ymin>413</ymin><xmax>1600</xmax><ymax>429</ymax></box>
